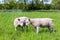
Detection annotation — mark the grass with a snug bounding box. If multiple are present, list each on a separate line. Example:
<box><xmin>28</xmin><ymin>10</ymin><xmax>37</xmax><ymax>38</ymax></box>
<box><xmin>0</xmin><ymin>10</ymin><xmax>60</xmax><ymax>40</ymax></box>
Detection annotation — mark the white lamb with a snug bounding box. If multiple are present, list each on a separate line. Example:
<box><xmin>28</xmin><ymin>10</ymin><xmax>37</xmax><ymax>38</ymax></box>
<box><xmin>14</xmin><ymin>17</ymin><xmax>30</xmax><ymax>31</ymax></box>
<box><xmin>29</xmin><ymin>18</ymin><xmax>54</xmax><ymax>33</ymax></box>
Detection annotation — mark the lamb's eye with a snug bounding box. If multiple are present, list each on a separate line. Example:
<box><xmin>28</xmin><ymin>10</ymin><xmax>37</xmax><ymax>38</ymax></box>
<box><xmin>18</xmin><ymin>19</ymin><xmax>20</xmax><ymax>21</ymax></box>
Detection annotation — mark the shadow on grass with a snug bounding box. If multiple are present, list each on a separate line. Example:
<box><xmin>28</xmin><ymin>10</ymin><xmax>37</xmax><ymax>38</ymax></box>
<box><xmin>0</xmin><ymin>9</ymin><xmax>58</xmax><ymax>12</ymax></box>
<box><xmin>22</xmin><ymin>10</ymin><xmax>58</xmax><ymax>12</ymax></box>
<box><xmin>38</xmin><ymin>29</ymin><xmax>57</xmax><ymax>34</ymax></box>
<box><xmin>39</xmin><ymin>29</ymin><xmax>49</xmax><ymax>33</ymax></box>
<box><xmin>16</xmin><ymin>26</ymin><xmax>29</xmax><ymax>33</ymax></box>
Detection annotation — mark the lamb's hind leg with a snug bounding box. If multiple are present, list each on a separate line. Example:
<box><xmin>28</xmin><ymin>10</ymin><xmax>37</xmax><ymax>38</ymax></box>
<box><xmin>48</xmin><ymin>24</ymin><xmax>54</xmax><ymax>33</ymax></box>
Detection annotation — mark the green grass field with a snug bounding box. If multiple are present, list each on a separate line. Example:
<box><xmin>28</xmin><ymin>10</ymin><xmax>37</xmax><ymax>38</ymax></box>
<box><xmin>0</xmin><ymin>10</ymin><xmax>60</xmax><ymax>40</ymax></box>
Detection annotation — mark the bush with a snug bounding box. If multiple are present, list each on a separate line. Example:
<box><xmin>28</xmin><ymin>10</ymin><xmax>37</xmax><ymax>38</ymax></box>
<box><xmin>0</xmin><ymin>0</ymin><xmax>59</xmax><ymax>10</ymax></box>
<box><xmin>51</xmin><ymin>0</ymin><xmax>60</xmax><ymax>10</ymax></box>
<box><xmin>8</xmin><ymin>1</ymin><xmax>15</xmax><ymax>9</ymax></box>
<box><xmin>54</xmin><ymin>0</ymin><xmax>60</xmax><ymax>9</ymax></box>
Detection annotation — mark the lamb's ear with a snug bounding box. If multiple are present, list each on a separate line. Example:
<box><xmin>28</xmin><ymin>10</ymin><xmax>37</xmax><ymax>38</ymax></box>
<box><xmin>18</xmin><ymin>19</ymin><xmax>20</xmax><ymax>21</ymax></box>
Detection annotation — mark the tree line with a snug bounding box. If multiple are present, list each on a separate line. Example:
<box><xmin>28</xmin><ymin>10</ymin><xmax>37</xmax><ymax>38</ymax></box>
<box><xmin>0</xmin><ymin>0</ymin><xmax>60</xmax><ymax>10</ymax></box>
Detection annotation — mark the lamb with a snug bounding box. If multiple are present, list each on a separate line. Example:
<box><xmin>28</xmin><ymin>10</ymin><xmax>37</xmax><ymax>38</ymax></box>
<box><xmin>29</xmin><ymin>18</ymin><xmax>55</xmax><ymax>33</ymax></box>
<box><xmin>14</xmin><ymin>17</ymin><xmax>30</xmax><ymax>31</ymax></box>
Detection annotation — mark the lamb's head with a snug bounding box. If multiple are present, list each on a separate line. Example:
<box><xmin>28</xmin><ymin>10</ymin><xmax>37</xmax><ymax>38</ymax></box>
<box><xmin>24</xmin><ymin>18</ymin><xmax>30</xmax><ymax>26</ymax></box>
<box><xmin>18</xmin><ymin>17</ymin><xmax>30</xmax><ymax>26</ymax></box>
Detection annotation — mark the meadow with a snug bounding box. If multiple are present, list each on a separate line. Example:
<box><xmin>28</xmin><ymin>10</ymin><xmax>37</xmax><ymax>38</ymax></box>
<box><xmin>0</xmin><ymin>10</ymin><xmax>60</xmax><ymax>40</ymax></box>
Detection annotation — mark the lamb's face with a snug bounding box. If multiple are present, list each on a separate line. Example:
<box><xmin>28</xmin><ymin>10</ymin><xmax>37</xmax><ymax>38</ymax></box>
<box><xmin>19</xmin><ymin>20</ymin><xmax>24</xmax><ymax>26</ymax></box>
<box><xmin>25</xmin><ymin>19</ymin><xmax>30</xmax><ymax>26</ymax></box>
<box><xmin>18</xmin><ymin>17</ymin><xmax>30</xmax><ymax>26</ymax></box>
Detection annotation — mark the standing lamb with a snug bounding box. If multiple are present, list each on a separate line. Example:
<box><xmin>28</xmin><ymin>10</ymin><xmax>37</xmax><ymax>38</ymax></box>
<box><xmin>14</xmin><ymin>17</ymin><xmax>30</xmax><ymax>31</ymax></box>
<box><xmin>29</xmin><ymin>18</ymin><xmax>55</xmax><ymax>33</ymax></box>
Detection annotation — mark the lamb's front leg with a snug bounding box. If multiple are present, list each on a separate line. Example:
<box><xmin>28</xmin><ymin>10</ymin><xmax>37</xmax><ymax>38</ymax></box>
<box><xmin>20</xmin><ymin>26</ymin><xmax>24</xmax><ymax>31</ymax></box>
<box><xmin>14</xmin><ymin>25</ymin><xmax>18</xmax><ymax>31</ymax></box>
<box><xmin>26</xmin><ymin>26</ymin><xmax>28</xmax><ymax>31</ymax></box>
<box><xmin>35</xmin><ymin>26</ymin><xmax>40</xmax><ymax>33</ymax></box>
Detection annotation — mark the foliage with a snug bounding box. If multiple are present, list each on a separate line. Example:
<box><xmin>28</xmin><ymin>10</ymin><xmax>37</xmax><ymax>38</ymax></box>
<box><xmin>50</xmin><ymin>0</ymin><xmax>60</xmax><ymax>10</ymax></box>
<box><xmin>54</xmin><ymin>0</ymin><xmax>60</xmax><ymax>9</ymax></box>
<box><xmin>0</xmin><ymin>0</ymin><xmax>60</xmax><ymax>10</ymax></box>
